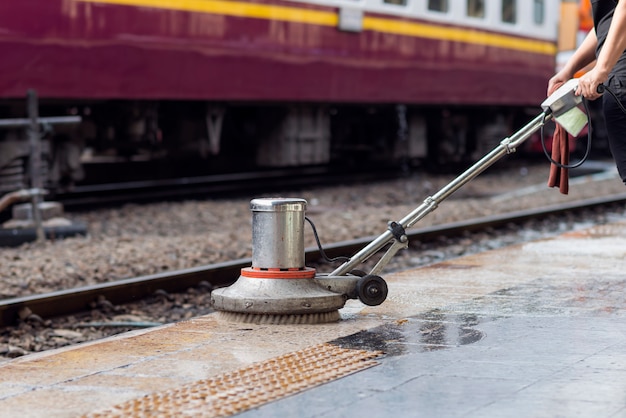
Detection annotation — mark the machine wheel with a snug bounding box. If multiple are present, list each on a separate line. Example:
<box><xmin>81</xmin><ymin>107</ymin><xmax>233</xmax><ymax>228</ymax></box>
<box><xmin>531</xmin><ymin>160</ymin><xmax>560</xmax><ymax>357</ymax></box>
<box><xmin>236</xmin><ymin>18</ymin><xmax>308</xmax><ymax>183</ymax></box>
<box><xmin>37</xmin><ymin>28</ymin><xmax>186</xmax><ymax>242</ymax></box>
<box><xmin>356</xmin><ymin>275</ymin><xmax>388</xmax><ymax>306</ymax></box>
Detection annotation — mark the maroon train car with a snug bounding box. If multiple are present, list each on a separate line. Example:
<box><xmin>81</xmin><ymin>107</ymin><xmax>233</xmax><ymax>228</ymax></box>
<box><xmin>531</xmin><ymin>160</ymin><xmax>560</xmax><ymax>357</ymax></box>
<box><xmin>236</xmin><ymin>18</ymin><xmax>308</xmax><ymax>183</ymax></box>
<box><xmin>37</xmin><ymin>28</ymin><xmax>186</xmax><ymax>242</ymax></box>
<box><xmin>0</xmin><ymin>0</ymin><xmax>560</xmax><ymax>190</ymax></box>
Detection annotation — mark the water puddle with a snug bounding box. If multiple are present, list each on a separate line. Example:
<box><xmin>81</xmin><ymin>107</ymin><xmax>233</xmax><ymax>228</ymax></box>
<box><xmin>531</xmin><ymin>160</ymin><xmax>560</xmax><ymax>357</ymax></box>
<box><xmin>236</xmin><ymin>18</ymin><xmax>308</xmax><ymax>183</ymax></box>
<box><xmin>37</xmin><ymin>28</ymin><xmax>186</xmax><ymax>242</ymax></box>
<box><xmin>330</xmin><ymin>310</ymin><xmax>488</xmax><ymax>357</ymax></box>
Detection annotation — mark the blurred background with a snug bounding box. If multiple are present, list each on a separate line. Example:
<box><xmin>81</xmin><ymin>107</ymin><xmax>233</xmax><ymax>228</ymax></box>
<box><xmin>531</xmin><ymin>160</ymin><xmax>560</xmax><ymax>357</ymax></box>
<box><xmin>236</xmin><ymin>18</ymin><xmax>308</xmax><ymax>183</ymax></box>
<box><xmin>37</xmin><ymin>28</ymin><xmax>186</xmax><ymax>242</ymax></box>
<box><xmin>0</xmin><ymin>0</ymin><xmax>605</xmax><ymax>200</ymax></box>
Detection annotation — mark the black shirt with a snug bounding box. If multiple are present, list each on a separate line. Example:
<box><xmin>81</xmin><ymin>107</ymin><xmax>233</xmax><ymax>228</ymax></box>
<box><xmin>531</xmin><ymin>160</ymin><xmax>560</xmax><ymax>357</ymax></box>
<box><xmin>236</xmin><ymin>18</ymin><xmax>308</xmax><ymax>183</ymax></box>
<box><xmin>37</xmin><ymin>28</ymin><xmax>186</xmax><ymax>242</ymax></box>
<box><xmin>592</xmin><ymin>0</ymin><xmax>626</xmax><ymax>78</ymax></box>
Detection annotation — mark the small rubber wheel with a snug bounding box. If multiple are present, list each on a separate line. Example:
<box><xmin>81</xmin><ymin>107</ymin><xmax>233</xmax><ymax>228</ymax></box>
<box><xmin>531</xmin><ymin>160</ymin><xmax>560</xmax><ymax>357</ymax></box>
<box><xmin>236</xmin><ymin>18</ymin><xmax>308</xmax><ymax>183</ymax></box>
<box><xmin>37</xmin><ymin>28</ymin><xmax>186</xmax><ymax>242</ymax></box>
<box><xmin>356</xmin><ymin>275</ymin><xmax>388</xmax><ymax>306</ymax></box>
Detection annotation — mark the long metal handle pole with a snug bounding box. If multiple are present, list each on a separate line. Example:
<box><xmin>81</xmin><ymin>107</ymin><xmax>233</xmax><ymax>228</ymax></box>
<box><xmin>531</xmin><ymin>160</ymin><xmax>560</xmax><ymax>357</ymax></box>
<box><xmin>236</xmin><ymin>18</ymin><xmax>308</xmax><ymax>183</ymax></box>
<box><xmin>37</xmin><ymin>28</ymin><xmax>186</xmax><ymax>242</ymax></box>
<box><xmin>329</xmin><ymin>112</ymin><xmax>551</xmax><ymax>277</ymax></box>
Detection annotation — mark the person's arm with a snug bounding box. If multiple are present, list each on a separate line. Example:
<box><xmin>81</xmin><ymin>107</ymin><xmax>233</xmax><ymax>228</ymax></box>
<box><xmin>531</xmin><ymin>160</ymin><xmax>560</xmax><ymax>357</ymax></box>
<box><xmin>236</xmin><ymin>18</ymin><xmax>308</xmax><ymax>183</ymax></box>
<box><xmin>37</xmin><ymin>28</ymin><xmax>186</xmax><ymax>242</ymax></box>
<box><xmin>548</xmin><ymin>29</ymin><xmax>598</xmax><ymax>95</ymax></box>
<box><xmin>578</xmin><ymin>1</ymin><xmax>626</xmax><ymax>99</ymax></box>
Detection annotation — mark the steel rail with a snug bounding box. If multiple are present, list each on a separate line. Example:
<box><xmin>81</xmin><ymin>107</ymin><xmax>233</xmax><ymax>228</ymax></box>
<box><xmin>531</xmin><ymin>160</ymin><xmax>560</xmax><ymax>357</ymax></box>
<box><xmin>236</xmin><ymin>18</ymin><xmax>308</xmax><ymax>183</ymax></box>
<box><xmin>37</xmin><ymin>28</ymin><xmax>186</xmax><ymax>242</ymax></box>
<box><xmin>55</xmin><ymin>167</ymin><xmax>401</xmax><ymax>209</ymax></box>
<box><xmin>1</xmin><ymin>192</ymin><xmax>626</xmax><ymax>327</ymax></box>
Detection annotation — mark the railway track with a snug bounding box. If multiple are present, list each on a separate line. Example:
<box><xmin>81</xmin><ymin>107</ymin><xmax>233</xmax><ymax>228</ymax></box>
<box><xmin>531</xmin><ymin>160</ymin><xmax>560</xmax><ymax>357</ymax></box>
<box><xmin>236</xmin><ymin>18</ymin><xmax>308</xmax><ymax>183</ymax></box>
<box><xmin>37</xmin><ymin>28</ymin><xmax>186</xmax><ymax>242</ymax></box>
<box><xmin>2</xmin><ymin>192</ymin><xmax>626</xmax><ymax>328</ymax></box>
<box><xmin>52</xmin><ymin>166</ymin><xmax>402</xmax><ymax>210</ymax></box>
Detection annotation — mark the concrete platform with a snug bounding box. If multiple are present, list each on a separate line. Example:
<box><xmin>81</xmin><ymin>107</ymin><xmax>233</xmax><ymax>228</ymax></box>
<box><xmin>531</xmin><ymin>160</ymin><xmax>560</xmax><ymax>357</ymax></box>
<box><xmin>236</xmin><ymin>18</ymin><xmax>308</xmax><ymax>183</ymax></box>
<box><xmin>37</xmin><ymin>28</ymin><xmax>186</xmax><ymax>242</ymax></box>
<box><xmin>1</xmin><ymin>220</ymin><xmax>625</xmax><ymax>417</ymax></box>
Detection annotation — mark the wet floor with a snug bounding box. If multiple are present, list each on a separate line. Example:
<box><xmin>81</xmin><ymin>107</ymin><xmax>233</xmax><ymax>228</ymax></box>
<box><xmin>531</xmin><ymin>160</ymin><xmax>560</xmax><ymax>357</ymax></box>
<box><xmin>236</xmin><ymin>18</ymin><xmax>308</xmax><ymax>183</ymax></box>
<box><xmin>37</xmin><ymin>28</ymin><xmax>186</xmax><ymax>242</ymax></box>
<box><xmin>241</xmin><ymin>275</ymin><xmax>626</xmax><ymax>418</ymax></box>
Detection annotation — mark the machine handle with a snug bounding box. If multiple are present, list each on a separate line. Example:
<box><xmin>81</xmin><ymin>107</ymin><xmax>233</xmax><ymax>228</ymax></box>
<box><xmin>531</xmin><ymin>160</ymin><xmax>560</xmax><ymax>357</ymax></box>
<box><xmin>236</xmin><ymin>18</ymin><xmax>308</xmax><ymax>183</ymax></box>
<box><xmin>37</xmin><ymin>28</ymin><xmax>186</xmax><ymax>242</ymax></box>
<box><xmin>597</xmin><ymin>84</ymin><xmax>605</xmax><ymax>94</ymax></box>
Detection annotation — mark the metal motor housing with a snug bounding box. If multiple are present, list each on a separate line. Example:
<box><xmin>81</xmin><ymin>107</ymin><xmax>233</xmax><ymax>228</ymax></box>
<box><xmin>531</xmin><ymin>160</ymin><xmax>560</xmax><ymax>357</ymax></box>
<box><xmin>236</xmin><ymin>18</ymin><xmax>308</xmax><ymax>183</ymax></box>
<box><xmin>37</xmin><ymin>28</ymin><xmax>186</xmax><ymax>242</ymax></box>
<box><xmin>250</xmin><ymin>198</ymin><xmax>306</xmax><ymax>269</ymax></box>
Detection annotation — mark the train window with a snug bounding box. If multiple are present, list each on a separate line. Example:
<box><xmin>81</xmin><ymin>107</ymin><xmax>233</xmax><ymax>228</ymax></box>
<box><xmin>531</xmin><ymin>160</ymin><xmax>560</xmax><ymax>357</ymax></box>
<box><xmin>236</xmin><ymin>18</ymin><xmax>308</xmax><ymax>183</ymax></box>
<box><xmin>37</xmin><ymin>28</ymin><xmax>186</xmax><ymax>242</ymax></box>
<box><xmin>428</xmin><ymin>0</ymin><xmax>448</xmax><ymax>13</ymax></box>
<box><xmin>533</xmin><ymin>0</ymin><xmax>545</xmax><ymax>24</ymax></box>
<box><xmin>384</xmin><ymin>0</ymin><xmax>407</xmax><ymax>6</ymax></box>
<box><xmin>502</xmin><ymin>0</ymin><xmax>516</xmax><ymax>23</ymax></box>
<box><xmin>467</xmin><ymin>0</ymin><xmax>485</xmax><ymax>18</ymax></box>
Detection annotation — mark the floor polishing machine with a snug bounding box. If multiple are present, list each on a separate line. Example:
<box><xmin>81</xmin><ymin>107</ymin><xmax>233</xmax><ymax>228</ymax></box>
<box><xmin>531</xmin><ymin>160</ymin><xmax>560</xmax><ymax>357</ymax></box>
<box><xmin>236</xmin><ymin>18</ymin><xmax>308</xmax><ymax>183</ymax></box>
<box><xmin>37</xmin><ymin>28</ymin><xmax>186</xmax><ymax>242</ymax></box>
<box><xmin>211</xmin><ymin>79</ymin><xmax>589</xmax><ymax>324</ymax></box>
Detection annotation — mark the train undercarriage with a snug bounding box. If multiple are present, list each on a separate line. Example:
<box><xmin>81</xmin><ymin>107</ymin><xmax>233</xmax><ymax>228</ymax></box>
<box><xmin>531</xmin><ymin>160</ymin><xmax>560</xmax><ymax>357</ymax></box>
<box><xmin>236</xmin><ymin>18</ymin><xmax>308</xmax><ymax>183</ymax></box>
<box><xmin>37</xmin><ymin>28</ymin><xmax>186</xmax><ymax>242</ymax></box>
<box><xmin>0</xmin><ymin>98</ymin><xmax>553</xmax><ymax>197</ymax></box>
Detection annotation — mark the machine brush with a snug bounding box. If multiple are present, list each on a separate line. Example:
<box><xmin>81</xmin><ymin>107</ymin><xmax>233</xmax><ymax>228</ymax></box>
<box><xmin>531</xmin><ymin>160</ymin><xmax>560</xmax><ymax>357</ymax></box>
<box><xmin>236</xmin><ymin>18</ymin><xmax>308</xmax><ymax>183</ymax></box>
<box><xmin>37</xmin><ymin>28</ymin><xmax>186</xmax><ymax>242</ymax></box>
<box><xmin>216</xmin><ymin>310</ymin><xmax>341</xmax><ymax>325</ymax></box>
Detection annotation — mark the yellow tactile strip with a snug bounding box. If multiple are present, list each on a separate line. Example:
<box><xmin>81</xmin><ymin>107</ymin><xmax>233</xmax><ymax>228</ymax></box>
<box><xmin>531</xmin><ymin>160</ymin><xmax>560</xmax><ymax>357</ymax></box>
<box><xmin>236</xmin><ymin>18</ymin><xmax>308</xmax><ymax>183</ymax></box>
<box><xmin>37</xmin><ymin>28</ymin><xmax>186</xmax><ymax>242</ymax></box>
<box><xmin>83</xmin><ymin>342</ymin><xmax>384</xmax><ymax>418</ymax></box>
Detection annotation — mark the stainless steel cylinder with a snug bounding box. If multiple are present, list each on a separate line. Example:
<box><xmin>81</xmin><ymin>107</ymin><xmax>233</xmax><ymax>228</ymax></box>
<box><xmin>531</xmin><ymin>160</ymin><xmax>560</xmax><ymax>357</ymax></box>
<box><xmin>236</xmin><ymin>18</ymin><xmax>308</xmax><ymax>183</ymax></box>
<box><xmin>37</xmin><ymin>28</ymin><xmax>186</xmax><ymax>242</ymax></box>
<box><xmin>250</xmin><ymin>198</ymin><xmax>307</xmax><ymax>269</ymax></box>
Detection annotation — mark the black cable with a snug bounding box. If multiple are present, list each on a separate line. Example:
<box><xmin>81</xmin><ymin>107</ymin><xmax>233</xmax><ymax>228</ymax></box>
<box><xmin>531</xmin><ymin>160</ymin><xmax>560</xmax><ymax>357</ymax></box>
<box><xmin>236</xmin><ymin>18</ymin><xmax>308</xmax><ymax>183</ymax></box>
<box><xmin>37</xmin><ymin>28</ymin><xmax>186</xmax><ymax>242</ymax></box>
<box><xmin>305</xmin><ymin>216</ymin><xmax>350</xmax><ymax>264</ymax></box>
<box><xmin>599</xmin><ymin>83</ymin><xmax>626</xmax><ymax>113</ymax></box>
<box><xmin>540</xmin><ymin>83</ymin><xmax>626</xmax><ymax>170</ymax></box>
<box><xmin>540</xmin><ymin>99</ymin><xmax>592</xmax><ymax>169</ymax></box>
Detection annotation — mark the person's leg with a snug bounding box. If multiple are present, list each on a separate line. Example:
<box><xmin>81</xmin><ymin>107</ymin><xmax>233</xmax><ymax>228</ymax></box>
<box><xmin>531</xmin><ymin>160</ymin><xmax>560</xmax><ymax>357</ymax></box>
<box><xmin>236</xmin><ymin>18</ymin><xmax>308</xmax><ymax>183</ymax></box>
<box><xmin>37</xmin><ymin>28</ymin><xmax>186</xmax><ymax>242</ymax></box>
<box><xmin>602</xmin><ymin>76</ymin><xmax>626</xmax><ymax>184</ymax></box>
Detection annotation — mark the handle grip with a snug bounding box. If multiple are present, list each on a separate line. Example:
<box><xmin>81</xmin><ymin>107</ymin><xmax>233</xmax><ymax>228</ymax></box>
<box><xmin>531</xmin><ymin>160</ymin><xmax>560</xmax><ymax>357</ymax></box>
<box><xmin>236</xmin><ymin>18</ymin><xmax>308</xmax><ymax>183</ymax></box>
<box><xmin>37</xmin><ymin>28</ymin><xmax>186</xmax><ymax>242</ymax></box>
<box><xmin>597</xmin><ymin>84</ymin><xmax>605</xmax><ymax>93</ymax></box>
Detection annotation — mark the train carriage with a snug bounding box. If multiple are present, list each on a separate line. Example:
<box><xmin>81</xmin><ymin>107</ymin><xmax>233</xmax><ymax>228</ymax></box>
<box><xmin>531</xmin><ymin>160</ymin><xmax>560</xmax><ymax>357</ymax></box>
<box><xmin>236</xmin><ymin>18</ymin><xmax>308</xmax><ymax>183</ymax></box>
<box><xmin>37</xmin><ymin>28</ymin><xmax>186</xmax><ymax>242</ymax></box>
<box><xmin>0</xmin><ymin>0</ymin><xmax>561</xmax><ymax>192</ymax></box>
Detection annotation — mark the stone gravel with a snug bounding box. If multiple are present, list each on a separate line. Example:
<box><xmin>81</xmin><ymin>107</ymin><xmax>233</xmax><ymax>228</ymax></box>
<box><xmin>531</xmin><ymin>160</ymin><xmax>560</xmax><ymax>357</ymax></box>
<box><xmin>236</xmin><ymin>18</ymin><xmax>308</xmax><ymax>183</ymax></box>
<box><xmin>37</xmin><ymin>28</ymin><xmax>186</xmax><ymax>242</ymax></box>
<box><xmin>2</xmin><ymin>159</ymin><xmax>624</xmax><ymax>300</ymax></box>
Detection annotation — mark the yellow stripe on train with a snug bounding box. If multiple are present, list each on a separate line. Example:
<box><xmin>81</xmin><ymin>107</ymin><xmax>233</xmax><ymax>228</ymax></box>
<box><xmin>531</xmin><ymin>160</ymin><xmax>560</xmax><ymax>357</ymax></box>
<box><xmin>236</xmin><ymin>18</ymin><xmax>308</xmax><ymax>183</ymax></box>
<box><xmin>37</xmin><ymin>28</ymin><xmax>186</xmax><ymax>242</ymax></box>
<box><xmin>363</xmin><ymin>17</ymin><xmax>556</xmax><ymax>55</ymax></box>
<box><xmin>75</xmin><ymin>0</ymin><xmax>338</xmax><ymax>25</ymax></box>
<box><xmin>74</xmin><ymin>0</ymin><xmax>557</xmax><ymax>55</ymax></box>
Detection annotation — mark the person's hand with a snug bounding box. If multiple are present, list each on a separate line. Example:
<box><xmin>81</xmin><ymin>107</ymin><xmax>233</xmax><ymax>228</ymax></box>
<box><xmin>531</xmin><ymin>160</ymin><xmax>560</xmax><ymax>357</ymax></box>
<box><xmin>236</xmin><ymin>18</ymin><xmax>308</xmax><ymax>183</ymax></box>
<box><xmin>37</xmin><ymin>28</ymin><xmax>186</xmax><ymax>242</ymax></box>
<box><xmin>576</xmin><ymin>68</ymin><xmax>608</xmax><ymax>100</ymax></box>
<box><xmin>548</xmin><ymin>71</ymin><xmax>570</xmax><ymax>95</ymax></box>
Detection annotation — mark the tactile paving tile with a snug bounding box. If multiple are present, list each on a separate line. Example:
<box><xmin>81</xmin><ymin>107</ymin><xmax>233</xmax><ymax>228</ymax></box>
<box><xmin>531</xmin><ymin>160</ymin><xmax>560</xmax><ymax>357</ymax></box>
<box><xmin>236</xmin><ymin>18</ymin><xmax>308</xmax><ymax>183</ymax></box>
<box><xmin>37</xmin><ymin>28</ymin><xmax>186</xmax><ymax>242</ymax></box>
<box><xmin>83</xmin><ymin>342</ymin><xmax>383</xmax><ymax>418</ymax></box>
